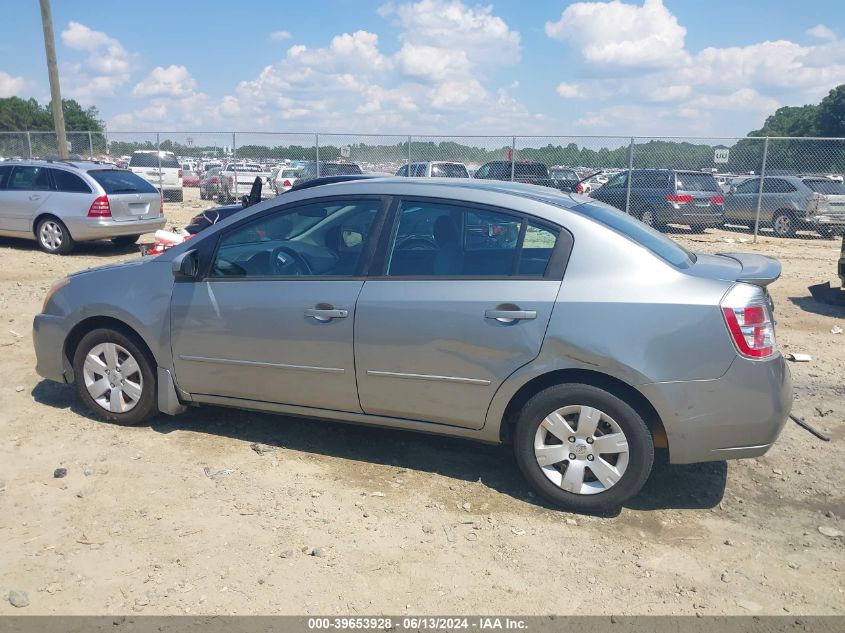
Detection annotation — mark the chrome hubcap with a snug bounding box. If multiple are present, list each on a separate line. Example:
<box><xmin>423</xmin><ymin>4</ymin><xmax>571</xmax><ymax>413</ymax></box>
<box><xmin>534</xmin><ymin>405</ymin><xmax>630</xmax><ymax>495</ymax></box>
<box><xmin>774</xmin><ymin>215</ymin><xmax>791</xmax><ymax>235</ymax></box>
<box><xmin>641</xmin><ymin>211</ymin><xmax>653</xmax><ymax>226</ymax></box>
<box><xmin>39</xmin><ymin>221</ymin><xmax>63</xmax><ymax>250</ymax></box>
<box><xmin>82</xmin><ymin>343</ymin><xmax>143</xmax><ymax>413</ymax></box>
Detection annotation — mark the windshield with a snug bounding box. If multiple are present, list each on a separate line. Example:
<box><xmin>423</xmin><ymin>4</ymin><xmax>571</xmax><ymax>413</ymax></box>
<box><xmin>804</xmin><ymin>179</ymin><xmax>845</xmax><ymax>194</ymax></box>
<box><xmin>675</xmin><ymin>172</ymin><xmax>719</xmax><ymax>192</ymax></box>
<box><xmin>431</xmin><ymin>163</ymin><xmax>468</xmax><ymax>178</ymax></box>
<box><xmin>515</xmin><ymin>163</ymin><xmax>550</xmax><ymax>179</ymax></box>
<box><xmin>88</xmin><ymin>169</ymin><xmax>158</xmax><ymax>194</ymax></box>
<box><xmin>573</xmin><ymin>202</ymin><xmax>695</xmax><ymax>268</ymax></box>
<box><xmin>130</xmin><ymin>153</ymin><xmax>180</xmax><ymax>168</ymax></box>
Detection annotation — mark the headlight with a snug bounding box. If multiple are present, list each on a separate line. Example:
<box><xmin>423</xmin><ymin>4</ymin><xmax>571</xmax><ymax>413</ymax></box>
<box><xmin>42</xmin><ymin>277</ymin><xmax>70</xmax><ymax>313</ymax></box>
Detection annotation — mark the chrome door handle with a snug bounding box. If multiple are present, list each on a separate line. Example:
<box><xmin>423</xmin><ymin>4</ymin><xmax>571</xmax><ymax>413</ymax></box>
<box><xmin>485</xmin><ymin>309</ymin><xmax>537</xmax><ymax>323</ymax></box>
<box><xmin>305</xmin><ymin>308</ymin><xmax>348</xmax><ymax>322</ymax></box>
<box><xmin>29</xmin><ymin>194</ymin><xmax>41</xmax><ymax>201</ymax></box>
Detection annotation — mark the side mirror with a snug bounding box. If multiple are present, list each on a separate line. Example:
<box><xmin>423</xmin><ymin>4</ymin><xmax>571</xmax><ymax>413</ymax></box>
<box><xmin>172</xmin><ymin>249</ymin><xmax>199</xmax><ymax>280</ymax></box>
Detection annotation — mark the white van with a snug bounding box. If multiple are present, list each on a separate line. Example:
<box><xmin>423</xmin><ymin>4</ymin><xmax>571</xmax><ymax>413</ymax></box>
<box><xmin>129</xmin><ymin>151</ymin><xmax>183</xmax><ymax>201</ymax></box>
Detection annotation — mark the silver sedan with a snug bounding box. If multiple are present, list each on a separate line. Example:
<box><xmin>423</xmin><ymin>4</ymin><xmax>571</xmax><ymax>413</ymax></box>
<box><xmin>32</xmin><ymin>178</ymin><xmax>791</xmax><ymax>512</ymax></box>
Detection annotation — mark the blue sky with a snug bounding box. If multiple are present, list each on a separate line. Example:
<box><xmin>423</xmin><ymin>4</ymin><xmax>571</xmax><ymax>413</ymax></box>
<box><xmin>1</xmin><ymin>0</ymin><xmax>844</xmax><ymax>136</ymax></box>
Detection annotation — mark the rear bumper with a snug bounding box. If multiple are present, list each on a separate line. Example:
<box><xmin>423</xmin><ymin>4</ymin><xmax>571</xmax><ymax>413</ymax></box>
<box><xmin>661</xmin><ymin>205</ymin><xmax>724</xmax><ymax>225</ymax></box>
<box><xmin>33</xmin><ymin>313</ymin><xmax>70</xmax><ymax>384</ymax></box>
<box><xmin>64</xmin><ymin>216</ymin><xmax>166</xmax><ymax>241</ymax></box>
<box><xmin>638</xmin><ymin>353</ymin><xmax>792</xmax><ymax>464</ymax></box>
<box><xmin>804</xmin><ymin>214</ymin><xmax>845</xmax><ymax>226</ymax></box>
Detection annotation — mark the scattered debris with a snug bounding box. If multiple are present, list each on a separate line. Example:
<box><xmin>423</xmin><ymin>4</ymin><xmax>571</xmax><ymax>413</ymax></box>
<box><xmin>720</xmin><ymin>237</ymin><xmax>736</xmax><ymax>244</ymax></box>
<box><xmin>309</xmin><ymin>547</ymin><xmax>328</xmax><ymax>558</ymax></box>
<box><xmin>279</xmin><ymin>549</ymin><xmax>295</xmax><ymax>559</ymax></box>
<box><xmin>832</xmin><ymin>325</ymin><xmax>843</xmax><ymax>335</ymax></box>
<box><xmin>53</xmin><ymin>468</ymin><xmax>67</xmax><ymax>479</ymax></box>
<box><xmin>815</xmin><ymin>407</ymin><xmax>833</xmax><ymax>418</ymax></box>
<box><xmin>786</xmin><ymin>353</ymin><xmax>812</xmax><ymax>362</ymax></box>
<box><xmin>8</xmin><ymin>590</ymin><xmax>29</xmax><ymax>608</ymax></box>
<box><xmin>203</xmin><ymin>466</ymin><xmax>234</xmax><ymax>481</ymax></box>
<box><xmin>720</xmin><ymin>572</ymin><xmax>731</xmax><ymax>583</ymax></box>
<box><xmin>735</xmin><ymin>599</ymin><xmax>762</xmax><ymax>613</ymax></box>
<box><xmin>790</xmin><ymin>414</ymin><xmax>831</xmax><ymax>442</ymax></box>
<box><xmin>249</xmin><ymin>442</ymin><xmax>276</xmax><ymax>455</ymax></box>
<box><xmin>511</xmin><ymin>527</ymin><xmax>526</xmax><ymax>536</ymax></box>
<box><xmin>15</xmin><ymin>385</ymin><xmax>24</xmax><ymax>392</ymax></box>
<box><xmin>461</xmin><ymin>502</ymin><xmax>472</xmax><ymax>512</ymax></box>
<box><xmin>565</xmin><ymin>517</ymin><xmax>578</xmax><ymax>526</ymax></box>
<box><xmin>370</xmin><ymin>491</ymin><xmax>385</xmax><ymax>497</ymax></box>
<box><xmin>818</xmin><ymin>526</ymin><xmax>844</xmax><ymax>538</ymax></box>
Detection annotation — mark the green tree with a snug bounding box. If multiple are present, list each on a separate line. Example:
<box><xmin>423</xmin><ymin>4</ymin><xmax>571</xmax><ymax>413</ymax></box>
<box><xmin>749</xmin><ymin>104</ymin><xmax>820</xmax><ymax>137</ymax></box>
<box><xmin>817</xmin><ymin>85</ymin><xmax>845</xmax><ymax>137</ymax></box>
<box><xmin>0</xmin><ymin>97</ymin><xmax>103</xmax><ymax>132</ymax></box>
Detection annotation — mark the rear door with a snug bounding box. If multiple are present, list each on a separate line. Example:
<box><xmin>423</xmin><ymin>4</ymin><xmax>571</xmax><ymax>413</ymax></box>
<box><xmin>0</xmin><ymin>166</ymin><xmax>52</xmax><ymax>233</ymax></box>
<box><xmin>354</xmin><ymin>198</ymin><xmax>568</xmax><ymax>429</ymax></box>
<box><xmin>87</xmin><ymin>169</ymin><xmax>162</xmax><ymax>221</ymax></box>
<box><xmin>725</xmin><ymin>177</ymin><xmax>761</xmax><ymax>224</ymax></box>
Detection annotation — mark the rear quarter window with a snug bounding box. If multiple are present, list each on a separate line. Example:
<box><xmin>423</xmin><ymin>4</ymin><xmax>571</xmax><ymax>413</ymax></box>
<box><xmin>803</xmin><ymin>179</ymin><xmax>845</xmax><ymax>194</ymax></box>
<box><xmin>51</xmin><ymin>169</ymin><xmax>92</xmax><ymax>193</ymax></box>
<box><xmin>88</xmin><ymin>170</ymin><xmax>158</xmax><ymax>194</ymax></box>
<box><xmin>573</xmin><ymin>202</ymin><xmax>695</xmax><ymax>269</ymax></box>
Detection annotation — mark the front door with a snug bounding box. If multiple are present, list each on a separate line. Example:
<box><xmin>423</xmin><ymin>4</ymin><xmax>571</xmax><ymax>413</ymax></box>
<box><xmin>0</xmin><ymin>166</ymin><xmax>52</xmax><ymax>233</ymax></box>
<box><xmin>170</xmin><ymin>196</ymin><xmax>384</xmax><ymax>412</ymax></box>
<box><xmin>725</xmin><ymin>177</ymin><xmax>762</xmax><ymax>224</ymax></box>
<box><xmin>354</xmin><ymin>198</ymin><xmax>566</xmax><ymax>429</ymax></box>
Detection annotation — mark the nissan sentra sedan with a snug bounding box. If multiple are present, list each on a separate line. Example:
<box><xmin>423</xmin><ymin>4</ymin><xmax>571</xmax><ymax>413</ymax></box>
<box><xmin>32</xmin><ymin>178</ymin><xmax>791</xmax><ymax>512</ymax></box>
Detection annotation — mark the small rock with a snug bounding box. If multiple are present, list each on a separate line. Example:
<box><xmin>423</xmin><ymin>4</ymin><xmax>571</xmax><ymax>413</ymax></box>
<box><xmin>634</xmin><ymin>559</ymin><xmax>644</xmax><ymax>568</ymax></box>
<box><xmin>310</xmin><ymin>491</ymin><xmax>321</xmax><ymax>498</ymax></box>
<box><xmin>134</xmin><ymin>596</ymin><xmax>148</xmax><ymax>608</ymax></box>
<box><xmin>362</xmin><ymin>512</ymin><xmax>370</xmax><ymax>518</ymax></box>
<box><xmin>610</xmin><ymin>615</ymin><xmax>617</xmax><ymax>624</ymax></box>
<box><xmin>461</xmin><ymin>502</ymin><xmax>471</xmax><ymax>512</ymax></box>
<box><xmin>279</xmin><ymin>549</ymin><xmax>294</xmax><ymax>559</ymax></box>
<box><xmin>720</xmin><ymin>572</ymin><xmax>731</xmax><ymax>583</ymax></box>
<box><xmin>53</xmin><ymin>468</ymin><xmax>67</xmax><ymax>479</ymax></box>
<box><xmin>250</xmin><ymin>442</ymin><xmax>276</xmax><ymax>455</ymax></box>
<box><xmin>818</xmin><ymin>526</ymin><xmax>844</xmax><ymax>538</ymax></box>
<box><xmin>465</xmin><ymin>532</ymin><xmax>477</xmax><ymax>542</ymax></box>
<box><xmin>565</xmin><ymin>518</ymin><xmax>578</xmax><ymax>526</ymax></box>
<box><xmin>15</xmin><ymin>385</ymin><xmax>24</xmax><ymax>392</ymax></box>
<box><xmin>723</xmin><ymin>539</ymin><xmax>734</xmax><ymax>546</ymax></box>
<box><xmin>772</xmin><ymin>468</ymin><xmax>783</xmax><ymax>475</ymax></box>
<box><xmin>787</xmin><ymin>561</ymin><xmax>800</xmax><ymax>569</ymax></box>
<box><xmin>422</xmin><ymin>524</ymin><xmax>434</xmax><ymax>534</ymax></box>
<box><xmin>310</xmin><ymin>547</ymin><xmax>328</xmax><ymax>558</ymax></box>
<box><xmin>0</xmin><ymin>480</ymin><xmax>6</xmax><ymax>493</ymax></box>
<box><xmin>286</xmin><ymin>488</ymin><xmax>296</xmax><ymax>497</ymax></box>
<box><xmin>83</xmin><ymin>468</ymin><xmax>94</xmax><ymax>477</ymax></box>
<box><xmin>370</xmin><ymin>491</ymin><xmax>385</xmax><ymax>497</ymax></box>
<box><xmin>511</xmin><ymin>527</ymin><xmax>525</xmax><ymax>536</ymax></box>
<box><xmin>8</xmin><ymin>590</ymin><xmax>29</xmax><ymax>608</ymax></box>
<box><xmin>831</xmin><ymin>325</ymin><xmax>843</xmax><ymax>335</ymax></box>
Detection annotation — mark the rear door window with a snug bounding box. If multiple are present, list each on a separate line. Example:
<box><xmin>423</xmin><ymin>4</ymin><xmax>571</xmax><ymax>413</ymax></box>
<box><xmin>675</xmin><ymin>172</ymin><xmax>719</xmax><ymax>192</ymax></box>
<box><xmin>735</xmin><ymin>178</ymin><xmax>760</xmax><ymax>194</ymax></box>
<box><xmin>631</xmin><ymin>171</ymin><xmax>670</xmax><ymax>188</ymax></box>
<box><xmin>88</xmin><ymin>170</ymin><xmax>158</xmax><ymax>194</ymax></box>
<box><xmin>762</xmin><ymin>178</ymin><xmax>797</xmax><ymax>193</ymax></box>
<box><xmin>514</xmin><ymin>163</ymin><xmax>550</xmax><ymax>179</ymax></box>
<box><xmin>8</xmin><ymin>166</ymin><xmax>51</xmax><ymax>191</ymax></box>
<box><xmin>51</xmin><ymin>169</ymin><xmax>92</xmax><ymax>193</ymax></box>
<box><xmin>0</xmin><ymin>165</ymin><xmax>12</xmax><ymax>189</ymax></box>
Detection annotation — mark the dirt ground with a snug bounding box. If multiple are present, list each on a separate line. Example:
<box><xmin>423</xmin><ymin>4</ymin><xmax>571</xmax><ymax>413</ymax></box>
<box><xmin>0</xmin><ymin>187</ymin><xmax>843</xmax><ymax>616</ymax></box>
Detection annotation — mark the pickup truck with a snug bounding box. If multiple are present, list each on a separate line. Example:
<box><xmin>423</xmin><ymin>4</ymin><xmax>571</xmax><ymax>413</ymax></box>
<box><xmin>218</xmin><ymin>163</ymin><xmax>271</xmax><ymax>203</ymax></box>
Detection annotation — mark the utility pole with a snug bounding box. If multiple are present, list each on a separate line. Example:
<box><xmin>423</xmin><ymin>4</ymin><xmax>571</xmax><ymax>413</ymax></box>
<box><xmin>39</xmin><ymin>0</ymin><xmax>68</xmax><ymax>159</ymax></box>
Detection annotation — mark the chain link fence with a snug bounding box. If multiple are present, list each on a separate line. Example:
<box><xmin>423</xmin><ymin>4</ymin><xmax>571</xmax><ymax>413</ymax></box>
<box><xmin>2</xmin><ymin>131</ymin><xmax>844</xmax><ymax>239</ymax></box>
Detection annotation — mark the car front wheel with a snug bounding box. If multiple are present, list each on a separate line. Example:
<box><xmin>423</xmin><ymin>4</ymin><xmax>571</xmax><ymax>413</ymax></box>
<box><xmin>72</xmin><ymin>328</ymin><xmax>157</xmax><ymax>425</ymax></box>
<box><xmin>772</xmin><ymin>211</ymin><xmax>796</xmax><ymax>238</ymax></box>
<box><xmin>112</xmin><ymin>234</ymin><xmax>140</xmax><ymax>247</ymax></box>
<box><xmin>513</xmin><ymin>383</ymin><xmax>654</xmax><ymax>512</ymax></box>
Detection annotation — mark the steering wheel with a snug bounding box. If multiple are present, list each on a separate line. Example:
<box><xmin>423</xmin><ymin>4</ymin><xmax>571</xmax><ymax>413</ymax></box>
<box><xmin>271</xmin><ymin>245</ymin><xmax>311</xmax><ymax>276</ymax></box>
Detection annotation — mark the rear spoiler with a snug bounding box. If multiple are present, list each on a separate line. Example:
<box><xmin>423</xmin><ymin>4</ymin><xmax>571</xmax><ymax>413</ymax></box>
<box><xmin>717</xmin><ymin>252</ymin><xmax>782</xmax><ymax>287</ymax></box>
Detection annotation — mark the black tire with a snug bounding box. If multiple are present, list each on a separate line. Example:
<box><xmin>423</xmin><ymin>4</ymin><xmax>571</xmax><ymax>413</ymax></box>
<box><xmin>35</xmin><ymin>216</ymin><xmax>75</xmax><ymax>254</ymax></box>
<box><xmin>772</xmin><ymin>211</ymin><xmax>796</xmax><ymax>238</ymax></box>
<box><xmin>639</xmin><ymin>208</ymin><xmax>656</xmax><ymax>227</ymax></box>
<box><xmin>199</xmin><ymin>189</ymin><xmax>206</xmax><ymax>200</ymax></box>
<box><xmin>513</xmin><ymin>383</ymin><xmax>654</xmax><ymax>513</ymax></box>
<box><xmin>819</xmin><ymin>227</ymin><xmax>836</xmax><ymax>239</ymax></box>
<box><xmin>72</xmin><ymin>328</ymin><xmax>157</xmax><ymax>426</ymax></box>
<box><xmin>112</xmin><ymin>234</ymin><xmax>140</xmax><ymax>247</ymax></box>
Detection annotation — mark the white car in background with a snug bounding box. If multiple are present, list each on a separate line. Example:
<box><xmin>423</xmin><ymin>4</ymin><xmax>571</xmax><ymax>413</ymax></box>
<box><xmin>129</xmin><ymin>151</ymin><xmax>183</xmax><ymax>201</ymax></box>
<box><xmin>273</xmin><ymin>167</ymin><xmax>301</xmax><ymax>194</ymax></box>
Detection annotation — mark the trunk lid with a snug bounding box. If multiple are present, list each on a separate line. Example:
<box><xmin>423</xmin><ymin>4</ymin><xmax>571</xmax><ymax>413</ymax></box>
<box><xmin>688</xmin><ymin>252</ymin><xmax>781</xmax><ymax>287</ymax></box>
<box><xmin>108</xmin><ymin>192</ymin><xmax>161</xmax><ymax>222</ymax></box>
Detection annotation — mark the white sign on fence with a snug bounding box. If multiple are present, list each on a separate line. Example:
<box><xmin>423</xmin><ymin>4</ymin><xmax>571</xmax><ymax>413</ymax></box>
<box><xmin>340</xmin><ymin>145</ymin><xmax>351</xmax><ymax>158</ymax></box>
<box><xmin>714</xmin><ymin>148</ymin><xmax>730</xmax><ymax>164</ymax></box>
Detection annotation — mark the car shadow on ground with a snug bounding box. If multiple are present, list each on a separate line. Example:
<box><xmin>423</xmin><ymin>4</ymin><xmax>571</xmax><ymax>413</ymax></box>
<box><xmin>32</xmin><ymin>380</ymin><xmax>727</xmax><ymax>516</ymax></box>
<box><xmin>0</xmin><ymin>236</ymin><xmax>141</xmax><ymax>257</ymax></box>
<box><xmin>789</xmin><ymin>294</ymin><xmax>845</xmax><ymax>317</ymax></box>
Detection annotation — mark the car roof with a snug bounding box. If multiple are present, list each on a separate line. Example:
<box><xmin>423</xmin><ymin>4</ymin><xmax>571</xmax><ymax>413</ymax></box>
<box><xmin>0</xmin><ymin>158</ymin><xmax>119</xmax><ymax>172</ymax></box>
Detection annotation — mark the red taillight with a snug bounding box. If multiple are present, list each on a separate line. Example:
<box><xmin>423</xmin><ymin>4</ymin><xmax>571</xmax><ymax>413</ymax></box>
<box><xmin>283</xmin><ymin>179</ymin><xmax>292</xmax><ymax>187</ymax></box>
<box><xmin>721</xmin><ymin>285</ymin><xmax>776</xmax><ymax>359</ymax></box>
<box><xmin>178</xmin><ymin>169</ymin><xmax>183</xmax><ymax>179</ymax></box>
<box><xmin>666</xmin><ymin>194</ymin><xmax>693</xmax><ymax>204</ymax></box>
<box><xmin>526</xmin><ymin>179</ymin><xmax>534</xmax><ymax>184</ymax></box>
<box><xmin>87</xmin><ymin>195</ymin><xmax>111</xmax><ymax>217</ymax></box>
<box><xmin>710</xmin><ymin>195</ymin><xmax>725</xmax><ymax>204</ymax></box>
<box><xmin>576</xmin><ymin>182</ymin><xmax>584</xmax><ymax>194</ymax></box>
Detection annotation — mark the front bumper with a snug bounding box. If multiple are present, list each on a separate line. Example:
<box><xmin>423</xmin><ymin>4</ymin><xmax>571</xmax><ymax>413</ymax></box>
<box><xmin>638</xmin><ymin>353</ymin><xmax>792</xmax><ymax>464</ymax></box>
<box><xmin>64</xmin><ymin>216</ymin><xmax>166</xmax><ymax>241</ymax></box>
<box><xmin>33</xmin><ymin>313</ymin><xmax>70</xmax><ymax>384</ymax></box>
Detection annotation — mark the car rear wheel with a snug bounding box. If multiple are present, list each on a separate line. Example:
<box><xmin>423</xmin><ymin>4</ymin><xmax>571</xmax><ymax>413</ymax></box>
<box><xmin>772</xmin><ymin>211</ymin><xmax>796</xmax><ymax>238</ymax></box>
<box><xmin>112</xmin><ymin>234</ymin><xmax>140</xmax><ymax>247</ymax></box>
<box><xmin>639</xmin><ymin>209</ymin><xmax>655</xmax><ymax>227</ymax></box>
<box><xmin>72</xmin><ymin>328</ymin><xmax>157</xmax><ymax>426</ymax></box>
<box><xmin>36</xmin><ymin>216</ymin><xmax>75</xmax><ymax>254</ymax></box>
<box><xmin>513</xmin><ymin>383</ymin><xmax>654</xmax><ymax>512</ymax></box>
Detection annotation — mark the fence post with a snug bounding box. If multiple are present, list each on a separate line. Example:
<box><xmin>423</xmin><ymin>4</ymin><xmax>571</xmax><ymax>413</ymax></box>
<box><xmin>407</xmin><ymin>135</ymin><xmax>412</xmax><ymax>175</ymax></box>
<box><xmin>232</xmin><ymin>132</ymin><xmax>238</xmax><ymax>203</ymax></box>
<box><xmin>26</xmin><ymin>131</ymin><xmax>32</xmax><ymax>159</ymax></box>
<box><xmin>87</xmin><ymin>130</ymin><xmax>94</xmax><ymax>159</ymax></box>
<box><xmin>156</xmin><ymin>132</ymin><xmax>163</xmax><ymax>196</ymax></box>
<box><xmin>625</xmin><ymin>137</ymin><xmax>634</xmax><ymax>215</ymax></box>
<box><xmin>315</xmin><ymin>134</ymin><xmax>320</xmax><ymax>177</ymax></box>
<box><xmin>752</xmin><ymin>137</ymin><xmax>769</xmax><ymax>244</ymax></box>
<box><xmin>510</xmin><ymin>137</ymin><xmax>516</xmax><ymax>181</ymax></box>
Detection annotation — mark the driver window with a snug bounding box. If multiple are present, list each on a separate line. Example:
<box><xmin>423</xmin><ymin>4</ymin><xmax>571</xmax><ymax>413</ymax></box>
<box><xmin>209</xmin><ymin>199</ymin><xmax>379</xmax><ymax>278</ymax></box>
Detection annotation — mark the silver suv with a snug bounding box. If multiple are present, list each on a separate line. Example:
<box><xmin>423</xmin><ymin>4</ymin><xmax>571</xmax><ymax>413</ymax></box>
<box><xmin>396</xmin><ymin>161</ymin><xmax>470</xmax><ymax>178</ymax></box>
<box><xmin>0</xmin><ymin>160</ymin><xmax>165</xmax><ymax>254</ymax></box>
<box><xmin>724</xmin><ymin>175</ymin><xmax>845</xmax><ymax>237</ymax></box>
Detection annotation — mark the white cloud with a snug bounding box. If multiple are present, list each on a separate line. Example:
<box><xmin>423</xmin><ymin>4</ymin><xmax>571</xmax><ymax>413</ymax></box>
<box><xmin>59</xmin><ymin>21</ymin><xmax>133</xmax><ymax>102</ymax></box>
<box><xmin>0</xmin><ymin>71</ymin><xmax>26</xmax><ymax>97</ymax></box>
<box><xmin>556</xmin><ymin>82</ymin><xmax>583</xmax><ymax>98</ymax></box>
<box><xmin>270</xmin><ymin>30</ymin><xmax>292</xmax><ymax>41</ymax></box>
<box><xmin>806</xmin><ymin>24</ymin><xmax>835</xmax><ymax>41</ymax></box>
<box><xmin>133</xmin><ymin>65</ymin><xmax>198</xmax><ymax>98</ymax></box>
<box><xmin>546</xmin><ymin>0</ymin><xmax>687</xmax><ymax>68</ymax></box>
